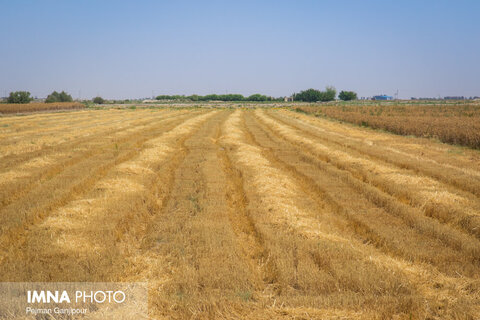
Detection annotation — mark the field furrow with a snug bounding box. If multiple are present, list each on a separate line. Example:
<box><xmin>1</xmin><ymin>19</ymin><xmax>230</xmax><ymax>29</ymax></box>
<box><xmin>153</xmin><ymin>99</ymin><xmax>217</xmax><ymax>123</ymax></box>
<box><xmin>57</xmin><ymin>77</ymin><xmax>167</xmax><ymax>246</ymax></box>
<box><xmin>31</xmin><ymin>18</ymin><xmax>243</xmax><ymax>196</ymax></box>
<box><xmin>0</xmin><ymin>112</ymin><xmax>207</xmax><ymax>262</ymax></box>
<box><xmin>216</xmin><ymin>110</ymin><xmax>431</xmax><ymax>318</ymax></box>
<box><xmin>246</xmin><ymin>110</ymin><xmax>479</xmax><ymax>314</ymax></box>
<box><xmin>268</xmin><ymin>113</ymin><xmax>480</xmax><ymax>241</ymax></box>
<box><xmin>243</xmin><ymin>111</ymin><xmax>480</xmax><ymax>317</ymax></box>
<box><xmin>0</xmin><ymin>110</ymin><xmax>216</xmax><ymax>281</ymax></box>
<box><xmin>280</xmin><ymin>109</ymin><xmax>480</xmax><ymax>187</ymax></box>
<box><xmin>255</xmin><ymin>110</ymin><xmax>480</xmax><ymax>251</ymax></box>
<box><xmin>273</xmin><ymin>109</ymin><xmax>480</xmax><ymax>212</ymax></box>
<box><xmin>0</xmin><ymin>107</ymin><xmax>478</xmax><ymax>319</ymax></box>
<box><xmin>246</xmin><ymin>112</ymin><xmax>468</xmax><ymax>269</ymax></box>
<box><xmin>0</xmin><ymin>110</ymin><xmax>137</xmax><ymax>154</ymax></box>
<box><xmin>215</xmin><ymin>127</ymin><xmax>276</xmax><ymax>294</ymax></box>
<box><xmin>0</xmin><ymin>111</ymin><xmax>194</xmax><ymax>208</ymax></box>
<box><xmin>0</xmin><ymin>110</ymin><xmax>126</xmax><ymax>139</ymax></box>
<box><xmin>132</xmin><ymin>111</ymin><xmax>265</xmax><ymax>319</ymax></box>
<box><xmin>0</xmin><ymin>109</ymin><xmax>184</xmax><ymax>168</ymax></box>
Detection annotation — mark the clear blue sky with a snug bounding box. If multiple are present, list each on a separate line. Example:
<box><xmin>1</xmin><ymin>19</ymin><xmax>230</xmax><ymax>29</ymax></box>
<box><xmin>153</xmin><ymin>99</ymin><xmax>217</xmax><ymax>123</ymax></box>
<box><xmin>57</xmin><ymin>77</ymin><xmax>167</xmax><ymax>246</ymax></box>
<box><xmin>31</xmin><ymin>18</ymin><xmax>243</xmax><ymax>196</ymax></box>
<box><xmin>1</xmin><ymin>0</ymin><xmax>479</xmax><ymax>99</ymax></box>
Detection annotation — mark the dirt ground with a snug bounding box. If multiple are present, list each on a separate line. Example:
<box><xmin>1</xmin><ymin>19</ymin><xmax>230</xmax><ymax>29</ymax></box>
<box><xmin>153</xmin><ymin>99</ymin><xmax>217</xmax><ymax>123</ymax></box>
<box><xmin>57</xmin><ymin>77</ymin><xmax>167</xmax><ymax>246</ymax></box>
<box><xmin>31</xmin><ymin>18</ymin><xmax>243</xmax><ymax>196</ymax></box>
<box><xmin>0</xmin><ymin>107</ymin><xmax>479</xmax><ymax>319</ymax></box>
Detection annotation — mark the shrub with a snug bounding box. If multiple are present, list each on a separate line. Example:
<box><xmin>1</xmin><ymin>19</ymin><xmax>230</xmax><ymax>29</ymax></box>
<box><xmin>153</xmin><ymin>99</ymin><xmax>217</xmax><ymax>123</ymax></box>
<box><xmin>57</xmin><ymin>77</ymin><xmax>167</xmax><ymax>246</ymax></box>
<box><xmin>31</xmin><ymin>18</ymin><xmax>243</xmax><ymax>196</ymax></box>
<box><xmin>339</xmin><ymin>91</ymin><xmax>358</xmax><ymax>101</ymax></box>
<box><xmin>93</xmin><ymin>96</ymin><xmax>105</xmax><ymax>104</ymax></box>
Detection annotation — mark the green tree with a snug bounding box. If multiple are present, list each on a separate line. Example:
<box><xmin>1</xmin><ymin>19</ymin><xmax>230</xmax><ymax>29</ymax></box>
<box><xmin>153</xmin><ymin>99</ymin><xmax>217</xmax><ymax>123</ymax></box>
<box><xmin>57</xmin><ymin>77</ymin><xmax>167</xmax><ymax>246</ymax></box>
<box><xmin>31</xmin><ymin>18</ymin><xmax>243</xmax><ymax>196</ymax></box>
<box><xmin>45</xmin><ymin>91</ymin><xmax>59</xmax><ymax>103</ymax></box>
<box><xmin>320</xmin><ymin>86</ymin><xmax>337</xmax><ymax>101</ymax></box>
<box><xmin>45</xmin><ymin>91</ymin><xmax>73</xmax><ymax>103</ymax></box>
<box><xmin>293</xmin><ymin>88</ymin><xmax>323</xmax><ymax>102</ymax></box>
<box><xmin>59</xmin><ymin>91</ymin><xmax>73</xmax><ymax>102</ymax></box>
<box><xmin>93</xmin><ymin>96</ymin><xmax>105</xmax><ymax>104</ymax></box>
<box><xmin>293</xmin><ymin>87</ymin><xmax>337</xmax><ymax>102</ymax></box>
<box><xmin>338</xmin><ymin>90</ymin><xmax>358</xmax><ymax>101</ymax></box>
<box><xmin>7</xmin><ymin>91</ymin><xmax>33</xmax><ymax>104</ymax></box>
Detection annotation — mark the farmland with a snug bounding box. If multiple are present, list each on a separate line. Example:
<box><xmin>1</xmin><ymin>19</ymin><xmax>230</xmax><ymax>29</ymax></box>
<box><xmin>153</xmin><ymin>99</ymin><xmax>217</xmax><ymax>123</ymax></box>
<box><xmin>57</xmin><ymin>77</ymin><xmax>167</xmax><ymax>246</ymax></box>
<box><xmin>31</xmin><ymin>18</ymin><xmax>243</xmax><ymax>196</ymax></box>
<box><xmin>0</xmin><ymin>102</ymin><xmax>84</xmax><ymax>114</ymax></box>
<box><xmin>295</xmin><ymin>101</ymin><xmax>480</xmax><ymax>149</ymax></box>
<box><xmin>0</xmin><ymin>107</ymin><xmax>479</xmax><ymax>319</ymax></box>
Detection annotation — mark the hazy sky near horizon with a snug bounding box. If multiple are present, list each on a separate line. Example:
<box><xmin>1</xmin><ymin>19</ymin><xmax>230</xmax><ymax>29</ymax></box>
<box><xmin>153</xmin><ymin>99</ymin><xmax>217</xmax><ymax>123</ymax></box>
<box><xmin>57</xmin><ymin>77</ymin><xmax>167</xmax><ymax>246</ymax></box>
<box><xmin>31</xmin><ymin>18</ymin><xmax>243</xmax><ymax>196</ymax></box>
<box><xmin>1</xmin><ymin>0</ymin><xmax>479</xmax><ymax>99</ymax></box>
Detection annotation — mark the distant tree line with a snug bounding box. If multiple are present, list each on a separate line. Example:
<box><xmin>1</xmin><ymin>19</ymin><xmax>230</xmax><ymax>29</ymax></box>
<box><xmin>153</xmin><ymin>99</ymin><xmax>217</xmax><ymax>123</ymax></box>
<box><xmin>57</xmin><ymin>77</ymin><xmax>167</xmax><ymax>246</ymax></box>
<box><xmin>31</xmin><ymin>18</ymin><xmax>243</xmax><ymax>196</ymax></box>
<box><xmin>156</xmin><ymin>93</ymin><xmax>281</xmax><ymax>102</ymax></box>
<box><xmin>4</xmin><ymin>88</ymin><xmax>359</xmax><ymax>105</ymax></box>
<box><xmin>292</xmin><ymin>87</ymin><xmax>358</xmax><ymax>102</ymax></box>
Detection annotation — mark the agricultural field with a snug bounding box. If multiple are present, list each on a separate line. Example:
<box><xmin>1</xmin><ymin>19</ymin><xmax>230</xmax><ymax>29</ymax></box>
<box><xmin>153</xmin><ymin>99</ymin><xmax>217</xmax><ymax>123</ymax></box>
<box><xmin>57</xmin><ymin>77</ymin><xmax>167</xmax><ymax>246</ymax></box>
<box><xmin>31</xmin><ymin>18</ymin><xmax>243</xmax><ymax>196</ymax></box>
<box><xmin>0</xmin><ymin>107</ymin><xmax>480</xmax><ymax>319</ymax></box>
<box><xmin>0</xmin><ymin>102</ymin><xmax>84</xmax><ymax>114</ymax></box>
<box><xmin>296</xmin><ymin>101</ymin><xmax>480</xmax><ymax>149</ymax></box>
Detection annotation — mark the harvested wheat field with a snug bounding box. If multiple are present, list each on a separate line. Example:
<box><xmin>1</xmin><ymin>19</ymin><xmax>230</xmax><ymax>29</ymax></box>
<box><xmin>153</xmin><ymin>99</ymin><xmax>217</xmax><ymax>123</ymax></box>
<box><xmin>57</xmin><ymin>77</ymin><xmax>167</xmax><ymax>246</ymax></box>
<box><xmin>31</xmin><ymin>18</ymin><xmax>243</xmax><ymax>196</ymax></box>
<box><xmin>295</xmin><ymin>102</ymin><xmax>480</xmax><ymax>149</ymax></box>
<box><xmin>1</xmin><ymin>107</ymin><xmax>480</xmax><ymax>319</ymax></box>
